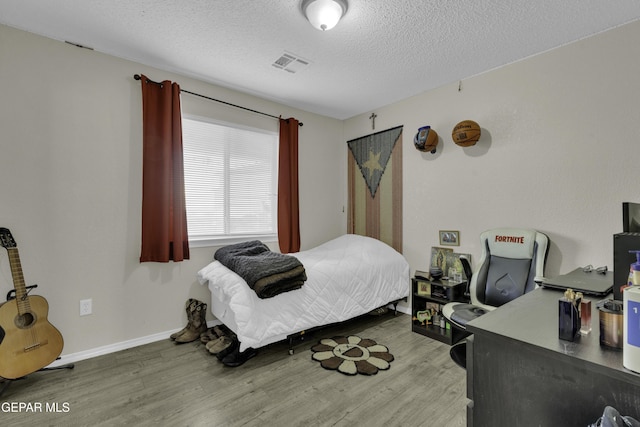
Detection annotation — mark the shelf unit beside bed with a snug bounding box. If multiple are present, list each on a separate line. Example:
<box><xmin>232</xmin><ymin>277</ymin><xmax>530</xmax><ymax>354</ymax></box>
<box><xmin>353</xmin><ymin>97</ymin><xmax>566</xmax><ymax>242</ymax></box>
<box><xmin>411</xmin><ymin>277</ymin><xmax>469</xmax><ymax>345</ymax></box>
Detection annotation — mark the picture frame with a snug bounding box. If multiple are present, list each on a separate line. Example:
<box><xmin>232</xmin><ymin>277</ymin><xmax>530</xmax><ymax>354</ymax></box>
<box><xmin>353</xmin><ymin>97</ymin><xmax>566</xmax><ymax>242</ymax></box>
<box><xmin>439</xmin><ymin>230</ymin><xmax>460</xmax><ymax>246</ymax></box>
<box><xmin>416</xmin><ymin>280</ymin><xmax>431</xmax><ymax>296</ymax></box>
<box><xmin>430</xmin><ymin>246</ymin><xmax>453</xmax><ymax>270</ymax></box>
<box><xmin>445</xmin><ymin>252</ymin><xmax>472</xmax><ymax>281</ymax></box>
<box><xmin>415</xmin><ymin>310</ymin><xmax>431</xmax><ymax>325</ymax></box>
<box><xmin>426</xmin><ymin>302</ymin><xmax>441</xmax><ymax>313</ymax></box>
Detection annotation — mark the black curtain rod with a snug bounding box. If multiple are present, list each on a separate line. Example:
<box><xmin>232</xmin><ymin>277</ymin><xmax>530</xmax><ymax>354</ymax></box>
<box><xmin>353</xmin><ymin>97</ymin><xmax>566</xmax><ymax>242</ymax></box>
<box><xmin>134</xmin><ymin>74</ymin><xmax>302</xmax><ymax>126</ymax></box>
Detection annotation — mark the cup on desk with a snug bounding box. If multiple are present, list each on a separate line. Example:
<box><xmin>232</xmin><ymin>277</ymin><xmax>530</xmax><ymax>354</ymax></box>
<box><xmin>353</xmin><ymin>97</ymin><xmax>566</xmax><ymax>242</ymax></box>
<box><xmin>599</xmin><ymin>300</ymin><xmax>623</xmax><ymax>349</ymax></box>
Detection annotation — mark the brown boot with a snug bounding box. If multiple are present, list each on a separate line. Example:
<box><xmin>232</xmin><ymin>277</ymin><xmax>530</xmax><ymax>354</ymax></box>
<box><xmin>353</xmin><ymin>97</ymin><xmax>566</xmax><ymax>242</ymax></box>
<box><xmin>170</xmin><ymin>298</ymin><xmax>196</xmax><ymax>340</ymax></box>
<box><xmin>175</xmin><ymin>300</ymin><xmax>208</xmax><ymax>343</ymax></box>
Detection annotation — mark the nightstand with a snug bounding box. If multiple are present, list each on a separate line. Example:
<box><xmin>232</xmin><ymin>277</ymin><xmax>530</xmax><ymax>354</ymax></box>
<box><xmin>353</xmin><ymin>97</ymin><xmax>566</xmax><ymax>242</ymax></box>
<box><xmin>411</xmin><ymin>277</ymin><xmax>469</xmax><ymax>345</ymax></box>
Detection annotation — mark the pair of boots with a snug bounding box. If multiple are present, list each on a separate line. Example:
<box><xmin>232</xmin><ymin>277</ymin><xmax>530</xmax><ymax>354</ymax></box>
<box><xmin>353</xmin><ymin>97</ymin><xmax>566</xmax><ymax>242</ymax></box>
<box><xmin>170</xmin><ymin>298</ymin><xmax>208</xmax><ymax>343</ymax></box>
<box><xmin>203</xmin><ymin>325</ymin><xmax>258</xmax><ymax>367</ymax></box>
<box><xmin>202</xmin><ymin>325</ymin><xmax>235</xmax><ymax>355</ymax></box>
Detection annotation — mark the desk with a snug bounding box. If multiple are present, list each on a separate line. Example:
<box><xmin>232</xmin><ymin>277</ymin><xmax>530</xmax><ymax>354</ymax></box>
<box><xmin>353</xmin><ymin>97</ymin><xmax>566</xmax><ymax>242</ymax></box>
<box><xmin>466</xmin><ymin>287</ymin><xmax>640</xmax><ymax>427</ymax></box>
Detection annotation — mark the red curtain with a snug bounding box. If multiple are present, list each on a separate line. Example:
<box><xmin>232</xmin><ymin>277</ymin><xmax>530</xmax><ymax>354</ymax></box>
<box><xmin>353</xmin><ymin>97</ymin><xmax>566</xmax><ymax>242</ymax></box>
<box><xmin>278</xmin><ymin>118</ymin><xmax>301</xmax><ymax>253</ymax></box>
<box><xmin>139</xmin><ymin>74</ymin><xmax>190</xmax><ymax>262</ymax></box>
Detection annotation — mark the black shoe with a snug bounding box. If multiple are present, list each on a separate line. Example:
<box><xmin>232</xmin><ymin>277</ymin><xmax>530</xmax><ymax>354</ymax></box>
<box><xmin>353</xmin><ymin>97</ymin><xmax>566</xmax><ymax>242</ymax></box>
<box><xmin>216</xmin><ymin>336</ymin><xmax>239</xmax><ymax>361</ymax></box>
<box><xmin>222</xmin><ymin>347</ymin><xmax>257</xmax><ymax>367</ymax></box>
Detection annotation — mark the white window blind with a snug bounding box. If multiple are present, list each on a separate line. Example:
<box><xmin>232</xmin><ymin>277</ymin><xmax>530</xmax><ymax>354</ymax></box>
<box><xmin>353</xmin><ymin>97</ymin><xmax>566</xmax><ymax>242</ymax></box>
<box><xmin>182</xmin><ymin>116</ymin><xmax>278</xmax><ymax>245</ymax></box>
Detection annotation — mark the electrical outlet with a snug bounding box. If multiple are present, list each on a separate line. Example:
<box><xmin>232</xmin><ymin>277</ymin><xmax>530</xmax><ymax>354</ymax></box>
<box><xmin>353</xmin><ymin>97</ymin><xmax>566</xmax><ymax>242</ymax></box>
<box><xmin>80</xmin><ymin>298</ymin><xmax>92</xmax><ymax>316</ymax></box>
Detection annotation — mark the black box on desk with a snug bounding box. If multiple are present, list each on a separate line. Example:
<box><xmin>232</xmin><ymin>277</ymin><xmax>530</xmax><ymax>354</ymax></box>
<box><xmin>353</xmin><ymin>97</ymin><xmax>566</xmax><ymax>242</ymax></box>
<box><xmin>613</xmin><ymin>232</ymin><xmax>640</xmax><ymax>300</ymax></box>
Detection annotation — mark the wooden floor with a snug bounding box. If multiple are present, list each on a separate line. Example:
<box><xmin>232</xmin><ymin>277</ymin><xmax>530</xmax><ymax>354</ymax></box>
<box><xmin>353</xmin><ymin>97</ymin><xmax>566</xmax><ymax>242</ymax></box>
<box><xmin>1</xmin><ymin>313</ymin><xmax>467</xmax><ymax>426</ymax></box>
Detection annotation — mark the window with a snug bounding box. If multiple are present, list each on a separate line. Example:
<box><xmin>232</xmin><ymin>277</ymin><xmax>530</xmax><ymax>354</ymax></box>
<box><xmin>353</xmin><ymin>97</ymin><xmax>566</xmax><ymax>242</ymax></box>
<box><xmin>182</xmin><ymin>116</ymin><xmax>278</xmax><ymax>246</ymax></box>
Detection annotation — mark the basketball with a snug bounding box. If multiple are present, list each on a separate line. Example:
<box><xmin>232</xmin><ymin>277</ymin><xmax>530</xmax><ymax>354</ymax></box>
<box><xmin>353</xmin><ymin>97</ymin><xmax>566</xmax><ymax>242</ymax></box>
<box><xmin>414</xmin><ymin>126</ymin><xmax>439</xmax><ymax>153</ymax></box>
<box><xmin>452</xmin><ymin>120</ymin><xmax>481</xmax><ymax>147</ymax></box>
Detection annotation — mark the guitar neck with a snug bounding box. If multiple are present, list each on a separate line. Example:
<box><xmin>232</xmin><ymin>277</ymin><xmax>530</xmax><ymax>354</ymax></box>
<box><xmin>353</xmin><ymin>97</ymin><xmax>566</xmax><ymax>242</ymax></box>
<box><xmin>7</xmin><ymin>247</ymin><xmax>32</xmax><ymax>314</ymax></box>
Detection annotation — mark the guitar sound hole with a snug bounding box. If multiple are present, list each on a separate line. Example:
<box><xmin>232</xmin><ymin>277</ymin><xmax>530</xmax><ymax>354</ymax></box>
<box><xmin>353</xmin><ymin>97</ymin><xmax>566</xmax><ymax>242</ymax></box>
<box><xmin>15</xmin><ymin>312</ymin><xmax>36</xmax><ymax>329</ymax></box>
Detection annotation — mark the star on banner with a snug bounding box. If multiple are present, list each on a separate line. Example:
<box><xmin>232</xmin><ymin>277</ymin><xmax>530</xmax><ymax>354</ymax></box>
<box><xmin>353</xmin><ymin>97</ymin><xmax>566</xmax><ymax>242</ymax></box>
<box><xmin>362</xmin><ymin>150</ymin><xmax>383</xmax><ymax>179</ymax></box>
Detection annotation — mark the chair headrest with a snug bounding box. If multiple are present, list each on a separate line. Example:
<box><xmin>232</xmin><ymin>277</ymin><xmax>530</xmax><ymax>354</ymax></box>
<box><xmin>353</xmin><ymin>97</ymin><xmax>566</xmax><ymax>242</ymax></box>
<box><xmin>483</xmin><ymin>228</ymin><xmax>539</xmax><ymax>259</ymax></box>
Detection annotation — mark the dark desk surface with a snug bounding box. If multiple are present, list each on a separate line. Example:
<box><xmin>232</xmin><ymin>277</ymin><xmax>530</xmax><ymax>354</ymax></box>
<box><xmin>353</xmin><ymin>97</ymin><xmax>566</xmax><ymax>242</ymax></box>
<box><xmin>467</xmin><ymin>287</ymin><xmax>640</xmax><ymax>383</ymax></box>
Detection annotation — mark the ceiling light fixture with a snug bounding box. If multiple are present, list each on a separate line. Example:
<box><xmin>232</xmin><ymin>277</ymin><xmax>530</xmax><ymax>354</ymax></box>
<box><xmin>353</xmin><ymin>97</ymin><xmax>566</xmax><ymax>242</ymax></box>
<box><xmin>301</xmin><ymin>0</ymin><xmax>348</xmax><ymax>31</ymax></box>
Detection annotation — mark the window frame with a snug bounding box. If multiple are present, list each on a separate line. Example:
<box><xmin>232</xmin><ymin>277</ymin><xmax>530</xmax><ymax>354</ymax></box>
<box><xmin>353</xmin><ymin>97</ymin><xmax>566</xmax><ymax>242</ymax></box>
<box><xmin>182</xmin><ymin>114</ymin><xmax>279</xmax><ymax>248</ymax></box>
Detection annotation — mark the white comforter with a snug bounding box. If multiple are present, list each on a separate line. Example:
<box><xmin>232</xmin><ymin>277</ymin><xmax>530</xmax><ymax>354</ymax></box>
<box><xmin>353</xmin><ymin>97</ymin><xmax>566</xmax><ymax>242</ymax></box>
<box><xmin>197</xmin><ymin>234</ymin><xmax>410</xmax><ymax>351</ymax></box>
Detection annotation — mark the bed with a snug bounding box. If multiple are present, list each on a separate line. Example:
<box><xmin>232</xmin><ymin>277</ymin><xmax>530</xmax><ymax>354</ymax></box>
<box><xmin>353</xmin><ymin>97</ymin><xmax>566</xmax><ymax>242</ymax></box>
<box><xmin>197</xmin><ymin>234</ymin><xmax>410</xmax><ymax>352</ymax></box>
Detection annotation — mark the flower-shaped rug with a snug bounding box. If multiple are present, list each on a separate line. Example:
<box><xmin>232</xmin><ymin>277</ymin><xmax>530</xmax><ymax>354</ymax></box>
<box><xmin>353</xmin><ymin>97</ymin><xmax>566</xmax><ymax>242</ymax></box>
<box><xmin>310</xmin><ymin>335</ymin><xmax>394</xmax><ymax>376</ymax></box>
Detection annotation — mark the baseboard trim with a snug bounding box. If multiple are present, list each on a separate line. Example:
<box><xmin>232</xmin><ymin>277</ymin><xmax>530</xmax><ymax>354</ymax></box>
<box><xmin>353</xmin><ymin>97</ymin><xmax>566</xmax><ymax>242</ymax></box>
<box><xmin>394</xmin><ymin>305</ymin><xmax>410</xmax><ymax>316</ymax></box>
<box><xmin>48</xmin><ymin>321</ymin><xmax>221</xmax><ymax>368</ymax></box>
<box><xmin>46</xmin><ymin>306</ymin><xmax>410</xmax><ymax>368</ymax></box>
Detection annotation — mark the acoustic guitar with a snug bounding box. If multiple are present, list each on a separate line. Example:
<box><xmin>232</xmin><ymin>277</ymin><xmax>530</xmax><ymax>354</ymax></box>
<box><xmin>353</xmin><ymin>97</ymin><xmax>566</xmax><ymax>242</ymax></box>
<box><xmin>0</xmin><ymin>228</ymin><xmax>63</xmax><ymax>380</ymax></box>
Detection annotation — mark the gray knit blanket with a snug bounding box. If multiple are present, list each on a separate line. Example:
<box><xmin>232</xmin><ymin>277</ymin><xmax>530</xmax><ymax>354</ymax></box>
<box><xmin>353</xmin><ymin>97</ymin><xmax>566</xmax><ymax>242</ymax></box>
<box><xmin>214</xmin><ymin>240</ymin><xmax>306</xmax><ymax>299</ymax></box>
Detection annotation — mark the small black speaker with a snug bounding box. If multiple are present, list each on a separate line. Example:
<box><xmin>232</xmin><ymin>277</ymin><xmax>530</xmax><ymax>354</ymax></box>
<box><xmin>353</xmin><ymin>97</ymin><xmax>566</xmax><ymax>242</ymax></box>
<box><xmin>613</xmin><ymin>232</ymin><xmax>640</xmax><ymax>300</ymax></box>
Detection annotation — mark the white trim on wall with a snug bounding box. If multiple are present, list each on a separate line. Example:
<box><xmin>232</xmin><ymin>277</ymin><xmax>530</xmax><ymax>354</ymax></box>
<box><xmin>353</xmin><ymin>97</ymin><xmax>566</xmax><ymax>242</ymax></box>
<box><xmin>48</xmin><ymin>320</ymin><xmax>222</xmax><ymax>368</ymax></box>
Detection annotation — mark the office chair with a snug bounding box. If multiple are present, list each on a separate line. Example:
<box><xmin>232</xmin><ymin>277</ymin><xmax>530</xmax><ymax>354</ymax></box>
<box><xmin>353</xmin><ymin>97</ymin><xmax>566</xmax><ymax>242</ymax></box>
<box><xmin>442</xmin><ymin>228</ymin><xmax>549</xmax><ymax>368</ymax></box>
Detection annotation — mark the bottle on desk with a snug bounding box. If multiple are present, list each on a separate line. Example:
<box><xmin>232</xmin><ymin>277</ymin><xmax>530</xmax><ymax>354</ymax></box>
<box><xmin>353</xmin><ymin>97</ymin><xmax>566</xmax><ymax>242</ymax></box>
<box><xmin>624</xmin><ymin>286</ymin><xmax>640</xmax><ymax>372</ymax></box>
<box><xmin>579</xmin><ymin>292</ymin><xmax>592</xmax><ymax>335</ymax></box>
<box><xmin>559</xmin><ymin>288</ymin><xmax>580</xmax><ymax>342</ymax></box>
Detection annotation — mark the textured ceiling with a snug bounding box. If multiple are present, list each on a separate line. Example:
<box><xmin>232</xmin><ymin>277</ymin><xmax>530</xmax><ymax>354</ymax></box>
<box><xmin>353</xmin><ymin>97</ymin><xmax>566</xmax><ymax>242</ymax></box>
<box><xmin>2</xmin><ymin>0</ymin><xmax>640</xmax><ymax>119</ymax></box>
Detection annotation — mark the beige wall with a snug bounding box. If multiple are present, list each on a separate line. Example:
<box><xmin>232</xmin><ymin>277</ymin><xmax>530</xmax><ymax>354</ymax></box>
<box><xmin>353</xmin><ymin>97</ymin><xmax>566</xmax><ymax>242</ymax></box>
<box><xmin>344</xmin><ymin>19</ymin><xmax>640</xmax><ymax>299</ymax></box>
<box><xmin>0</xmin><ymin>24</ymin><xmax>345</xmax><ymax>357</ymax></box>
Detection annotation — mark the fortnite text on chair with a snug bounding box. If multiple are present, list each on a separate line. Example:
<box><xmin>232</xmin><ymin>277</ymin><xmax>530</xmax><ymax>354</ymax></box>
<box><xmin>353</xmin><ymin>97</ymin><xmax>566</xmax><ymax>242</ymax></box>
<box><xmin>442</xmin><ymin>228</ymin><xmax>549</xmax><ymax>368</ymax></box>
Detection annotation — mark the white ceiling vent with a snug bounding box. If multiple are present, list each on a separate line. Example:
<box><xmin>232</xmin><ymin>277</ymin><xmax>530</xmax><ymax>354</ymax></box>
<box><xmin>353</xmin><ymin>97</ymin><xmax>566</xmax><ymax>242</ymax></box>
<box><xmin>272</xmin><ymin>52</ymin><xmax>311</xmax><ymax>74</ymax></box>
